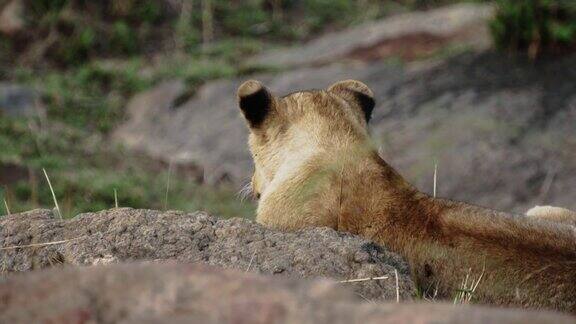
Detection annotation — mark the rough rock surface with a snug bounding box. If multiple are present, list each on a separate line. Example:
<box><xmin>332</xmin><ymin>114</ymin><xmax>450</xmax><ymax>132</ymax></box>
<box><xmin>113</xmin><ymin>52</ymin><xmax>576</xmax><ymax>212</ymax></box>
<box><xmin>249</xmin><ymin>3</ymin><xmax>493</xmax><ymax>67</ymax></box>
<box><xmin>0</xmin><ymin>208</ymin><xmax>413</xmax><ymax>301</ymax></box>
<box><xmin>371</xmin><ymin>53</ymin><xmax>576</xmax><ymax>212</ymax></box>
<box><xmin>1</xmin><ymin>262</ymin><xmax>573</xmax><ymax>324</ymax></box>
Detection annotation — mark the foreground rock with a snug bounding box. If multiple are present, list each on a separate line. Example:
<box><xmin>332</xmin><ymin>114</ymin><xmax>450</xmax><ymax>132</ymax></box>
<box><xmin>249</xmin><ymin>3</ymin><xmax>493</xmax><ymax>67</ymax></box>
<box><xmin>114</xmin><ymin>52</ymin><xmax>576</xmax><ymax>212</ymax></box>
<box><xmin>0</xmin><ymin>208</ymin><xmax>413</xmax><ymax>301</ymax></box>
<box><xmin>1</xmin><ymin>263</ymin><xmax>573</xmax><ymax>324</ymax></box>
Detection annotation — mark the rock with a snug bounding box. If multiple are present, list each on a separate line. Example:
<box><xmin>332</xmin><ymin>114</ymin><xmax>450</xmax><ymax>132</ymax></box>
<box><xmin>0</xmin><ymin>262</ymin><xmax>573</xmax><ymax>323</ymax></box>
<box><xmin>249</xmin><ymin>3</ymin><xmax>493</xmax><ymax>68</ymax></box>
<box><xmin>113</xmin><ymin>52</ymin><xmax>576</xmax><ymax>212</ymax></box>
<box><xmin>113</xmin><ymin>80</ymin><xmax>187</xmax><ymax>160</ymax></box>
<box><xmin>0</xmin><ymin>208</ymin><xmax>414</xmax><ymax>301</ymax></box>
<box><xmin>0</xmin><ymin>83</ymin><xmax>45</xmax><ymax>118</ymax></box>
<box><xmin>0</xmin><ymin>0</ymin><xmax>25</xmax><ymax>36</ymax></box>
<box><xmin>369</xmin><ymin>53</ymin><xmax>576</xmax><ymax>212</ymax></box>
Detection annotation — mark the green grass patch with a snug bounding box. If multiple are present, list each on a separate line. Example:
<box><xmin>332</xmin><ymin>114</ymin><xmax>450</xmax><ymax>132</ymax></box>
<box><xmin>10</xmin><ymin>49</ymin><xmax>254</xmax><ymax>133</ymax></box>
<box><xmin>0</xmin><ymin>118</ymin><xmax>255</xmax><ymax>219</ymax></box>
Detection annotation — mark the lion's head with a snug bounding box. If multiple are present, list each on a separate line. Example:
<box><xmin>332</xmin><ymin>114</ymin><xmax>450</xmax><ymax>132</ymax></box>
<box><xmin>236</xmin><ymin>79</ymin><xmax>375</xmax><ymax>200</ymax></box>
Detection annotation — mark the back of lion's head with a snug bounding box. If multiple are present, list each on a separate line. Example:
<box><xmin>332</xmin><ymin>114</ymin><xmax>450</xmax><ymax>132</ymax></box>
<box><xmin>236</xmin><ymin>79</ymin><xmax>376</xmax><ymax>198</ymax></box>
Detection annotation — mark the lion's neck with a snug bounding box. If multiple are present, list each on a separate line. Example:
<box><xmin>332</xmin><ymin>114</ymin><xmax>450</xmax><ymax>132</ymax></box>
<box><xmin>334</xmin><ymin>153</ymin><xmax>434</xmax><ymax>245</ymax></box>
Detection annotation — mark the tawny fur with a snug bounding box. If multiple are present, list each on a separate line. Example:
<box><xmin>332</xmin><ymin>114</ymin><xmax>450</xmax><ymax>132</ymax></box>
<box><xmin>237</xmin><ymin>79</ymin><xmax>576</xmax><ymax>313</ymax></box>
<box><xmin>526</xmin><ymin>205</ymin><xmax>576</xmax><ymax>227</ymax></box>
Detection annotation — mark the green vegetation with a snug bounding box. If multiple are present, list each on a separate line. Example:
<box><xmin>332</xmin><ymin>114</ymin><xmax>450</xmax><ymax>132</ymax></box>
<box><xmin>6</xmin><ymin>0</ymin><xmax>396</xmax><ymax>68</ymax></box>
<box><xmin>2</xmin><ymin>0</ymin><xmax>416</xmax><ymax>130</ymax></box>
<box><xmin>491</xmin><ymin>0</ymin><xmax>576</xmax><ymax>59</ymax></box>
<box><xmin>0</xmin><ymin>118</ymin><xmax>254</xmax><ymax>218</ymax></box>
<box><xmin>13</xmin><ymin>56</ymin><xmax>240</xmax><ymax>133</ymax></box>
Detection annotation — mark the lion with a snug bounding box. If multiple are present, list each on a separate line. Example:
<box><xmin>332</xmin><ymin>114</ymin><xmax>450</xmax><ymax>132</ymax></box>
<box><xmin>236</xmin><ymin>79</ymin><xmax>576</xmax><ymax>313</ymax></box>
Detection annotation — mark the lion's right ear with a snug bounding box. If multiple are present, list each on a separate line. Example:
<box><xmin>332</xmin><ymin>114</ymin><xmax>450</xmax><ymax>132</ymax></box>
<box><xmin>328</xmin><ymin>80</ymin><xmax>375</xmax><ymax>122</ymax></box>
<box><xmin>237</xmin><ymin>80</ymin><xmax>273</xmax><ymax>128</ymax></box>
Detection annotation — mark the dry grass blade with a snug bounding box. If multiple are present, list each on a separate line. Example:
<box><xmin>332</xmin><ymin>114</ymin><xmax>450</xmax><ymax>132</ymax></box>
<box><xmin>460</xmin><ymin>271</ymin><xmax>470</xmax><ymax>302</ymax></box>
<box><xmin>246</xmin><ymin>250</ymin><xmax>257</xmax><ymax>272</ymax></box>
<box><xmin>3</xmin><ymin>199</ymin><xmax>10</xmax><ymax>215</ymax></box>
<box><xmin>164</xmin><ymin>161</ymin><xmax>173</xmax><ymax>210</ymax></box>
<box><xmin>394</xmin><ymin>268</ymin><xmax>400</xmax><ymax>302</ymax></box>
<box><xmin>42</xmin><ymin>168</ymin><xmax>61</xmax><ymax>219</ymax></box>
<box><xmin>114</xmin><ymin>188</ymin><xmax>119</xmax><ymax>208</ymax></box>
<box><xmin>453</xmin><ymin>267</ymin><xmax>484</xmax><ymax>304</ymax></box>
<box><xmin>537</xmin><ymin>165</ymin><xmax>557</xmax><ymax>202</ymax></box>
<box><xmin>466</xmin><ymin>266</ymin><xmax>486</xmax><ymax>303</ymax></box>
<box><xmin>433</xmin><ymin>162</ymin><xmax>438</xmax><ymax>198</ymax></box>
<box><xmin>0</xmin><ymin>236</ymin><xmax>87</xmax><ymax>251</ymax></box>
<box><xmin>339</xmin><ymin>276</ymin><xmax>389</xmax><ymax>283</ymax></box>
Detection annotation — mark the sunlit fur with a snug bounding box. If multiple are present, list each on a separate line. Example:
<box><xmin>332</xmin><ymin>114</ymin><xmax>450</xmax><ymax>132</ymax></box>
<box><xmin>237</xmin><ymin>79</ymin><xmax>576</xmax><ymax>313</ymax></box>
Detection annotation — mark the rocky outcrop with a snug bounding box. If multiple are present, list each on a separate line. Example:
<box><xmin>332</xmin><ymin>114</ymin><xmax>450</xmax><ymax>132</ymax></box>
<box><xmin>0</xmin><ymin>208</ymin><xmax>413</xmax><ymax>301</ymax></box>
<box><xmin>1</xmin><ymin>262</ymin><xmax>573</xmax><ymax>324</ymax></box>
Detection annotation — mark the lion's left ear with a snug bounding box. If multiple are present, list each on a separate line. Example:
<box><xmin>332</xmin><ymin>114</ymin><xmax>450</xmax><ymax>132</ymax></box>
<box><xmin>328</xmin><ymin>80</ymin><xmax>375</xmax><ymax>122</ymax></box>
<box><xmin>237</xmin><ymin>80</ymin><xmax>274</xmax><ymax>129</ymax></box>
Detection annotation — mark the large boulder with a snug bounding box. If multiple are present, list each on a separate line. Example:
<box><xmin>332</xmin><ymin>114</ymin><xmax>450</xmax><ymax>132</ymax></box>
<box><xmin>0</xmin><ymin>208</ymin><xmax>413</xmax><ymax>301</ymax></box>
<box><xmin>113</xmin><ymin>52</ymin><xmax>576</xmax><ymax>213</ymax></box>
<box><xmin>1</xmin><ymin>262</ymin><xmax>573</xmax><ymax>323</ymax></box>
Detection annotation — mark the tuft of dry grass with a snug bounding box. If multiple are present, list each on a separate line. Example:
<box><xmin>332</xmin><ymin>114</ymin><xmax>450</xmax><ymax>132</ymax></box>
<box><xmin>453</xmin><ymin>267</ymin><xmax>485</xmax><ymax>304</ymax></box>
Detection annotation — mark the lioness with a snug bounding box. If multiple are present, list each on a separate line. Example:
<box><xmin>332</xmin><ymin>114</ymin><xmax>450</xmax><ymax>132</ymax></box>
<box><xmin>236</xmin><ymin>79</ymin><xmax>576</xmax><ymax>313</ymax></box>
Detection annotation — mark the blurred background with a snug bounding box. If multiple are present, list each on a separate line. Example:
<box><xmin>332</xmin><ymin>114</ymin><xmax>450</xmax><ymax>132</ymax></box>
<box><xmin>0</xmin><ymin>0</ymin><xmax>575</xmax><ymax>219</ymax></box>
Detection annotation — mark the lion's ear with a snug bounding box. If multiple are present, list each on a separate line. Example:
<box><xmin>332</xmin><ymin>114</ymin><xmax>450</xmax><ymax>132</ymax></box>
<box><xmin>237</xmin><ymin>80</ymin><xmax>273</xmax><ymax>128</ymax></box>
<box><xmin>328</xmin><ymin>80</ymin><xmax>375</xmax><ymax>122</ymax></box>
